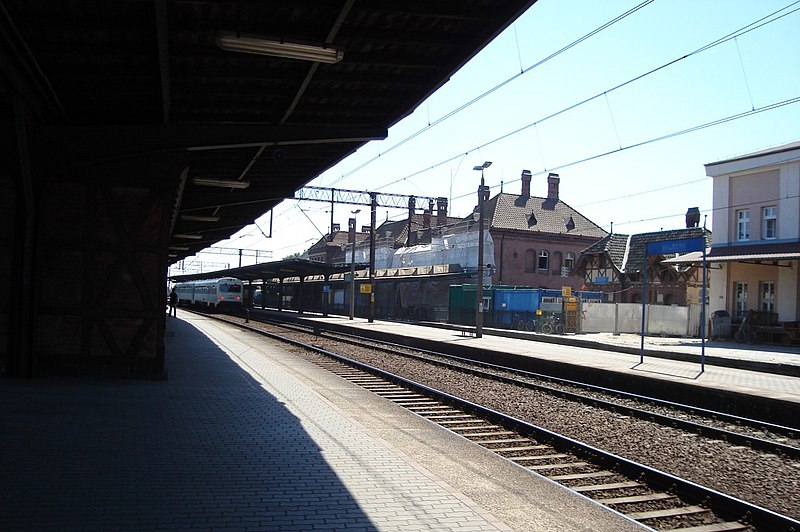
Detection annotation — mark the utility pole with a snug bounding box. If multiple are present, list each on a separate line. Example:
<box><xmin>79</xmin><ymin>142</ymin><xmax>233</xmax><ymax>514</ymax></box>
<box><xmin>473</xmin><ymin>161</ymin><xmax>492</xmax><ymax>338</ymax></box>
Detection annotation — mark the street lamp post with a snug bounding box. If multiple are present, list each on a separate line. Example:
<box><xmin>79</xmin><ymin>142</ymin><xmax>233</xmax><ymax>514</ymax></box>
<box><xmin>349</xmin><ymin>210</ymin><xmax>360</xmax><ymax>320</ymax></box>
<box><xmin>473</xmin><ymin>161</ymin><xmax>492</xmax><ymax>338</ymax></box>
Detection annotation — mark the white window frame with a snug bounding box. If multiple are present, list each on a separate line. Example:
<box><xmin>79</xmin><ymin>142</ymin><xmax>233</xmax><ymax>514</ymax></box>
<box><xmin>736</xmin><ymin>210</ymin><xmax>750</xmax><ymax>241</ymax></box>
<box><xmin>538</xmin><ymin>250</ymin><xmax>549</xmax><ymax>271</ymax></box>
<box><xmin>564</xmin><ymin>252</ymin><xmax>575</xmax><ymax>271</ymax></box>
<box><xmin>734</xmin><ymin>281</ymin><xmax>748</xmax><ymax>321</ymax></box>
<box><xmin>762</xmin><ymin>206</ymin><xmax>777</xmax><ymax>240</ymax></box>
<box><xmin>759</xmin><ymin>281</ymin><xmax>775</xmax><ymax>312</ymax></box>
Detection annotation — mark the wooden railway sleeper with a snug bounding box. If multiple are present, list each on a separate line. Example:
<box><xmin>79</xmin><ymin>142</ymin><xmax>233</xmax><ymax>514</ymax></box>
<box><xmin>476</xmin><ymin>437</ymin><xmax>532</xmax><ymax>445</ymax></box>
<box><xmin>597</xmin><ymin>492</ymin><xmax>677</xmax><ymax>505</ymax></box>
<box><xmin>410</xmin><ymin>409</ymin><xmax>463</xmax><ymax>415</ymax></box>
<box><xmin>527</xmin><ymin>461</ymin><xmax>591</xmax><ymax>471</ymax></box>
<box><xmin>626</xmin><ymin>505</ymin><xmax>710</xmax><ymax>521</ymax></box>
<box><xmin>438</xmin><ymin>420</ymin><xmax>488</xmax><ymax>427</ymax></box>
<box><xmin>665</xmin><ymin>523</ymin><xmax>750</xmax><ymax>531</ymax></box>
<box><xmin>450</xmin><ymin>424</ymin><xmax>501</xmax><ymax>433</ymax></box>
<box><xmin>512</xmin><ymin>453</ymin><xmax>571</xmax><ymax>463</ymax></box>
<box><xmin>550</xmin><ymin>471</ymin><xmax>614</xmax><ymax>481</ymax></box>
<box><xmin>573</xmin><ymin>481</ymin><xmax>644</xmax><ymax>493</ymax></box>
<box><xmin>466</xmin><ymin>431</ymin><xmax>521</xmax><ymax>439</ymax></box>
<box><xmin>292</xmin><ymin>337</ymin><xmax>764</xmax><ymax>532</ymax></box>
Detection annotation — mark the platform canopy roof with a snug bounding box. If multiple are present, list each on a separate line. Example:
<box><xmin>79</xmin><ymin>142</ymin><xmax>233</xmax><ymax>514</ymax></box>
<box><xmin>0</xmin><ymin>0</ymin><xmax>536</xmax><ymax>264</ymax></box>
<box><xmin>663</xmin><ymin>242</ymin><xmax>800</xmax><ymax>265</ymax></box>
<box><xmin>169</xmin><ymin>258</ymin><xmax>358</xmax><ymax>283</ymax></box>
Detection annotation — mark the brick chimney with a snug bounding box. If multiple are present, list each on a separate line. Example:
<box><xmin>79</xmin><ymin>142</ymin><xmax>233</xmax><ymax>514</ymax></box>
<box><xmin>547</xmin><ymin>172</ymin><xmax>560</xmax><ymax>202</ymax></box>
<box><xmin>686</xmin><ymin>207</ymin><xmax>700</xmax><ymax>228</ymax></box>
<box><xmin>436</xmin><ymin>197</ymin><xmax>448</xmax><ymax>226</ymax></box>
<box><xmin>521</xmin><ymin>169</ymin><xmax>532</xmax><ymax>197</ymax></box>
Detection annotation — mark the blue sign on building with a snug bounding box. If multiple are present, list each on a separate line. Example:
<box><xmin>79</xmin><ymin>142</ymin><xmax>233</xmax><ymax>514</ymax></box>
<box><xmin>646</xmin><ymin>237</ymin><xmax>705</xmax><ymax>255</ymax></box>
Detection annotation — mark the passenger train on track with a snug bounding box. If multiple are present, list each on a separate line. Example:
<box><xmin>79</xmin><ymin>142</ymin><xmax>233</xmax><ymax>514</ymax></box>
<box><xmin>173</xmin><ymin>277</ymin><xmax>244</xmax><ymax>309</ymax></box>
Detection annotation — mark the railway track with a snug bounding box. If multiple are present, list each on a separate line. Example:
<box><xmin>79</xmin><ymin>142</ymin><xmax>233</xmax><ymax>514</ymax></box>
<box><xmin>246</xmin><ymin>313</ymin><xmax>799</xmax><ymax>456</ymax></box>
<box><xmin>191</xmin><ymin>310</ymin><xmax>800</xmax><ymax>529</ymax></box>
<box><xmin>310</xmin><ymin>355</ymin><xmax>775</xmax><ymax>531</ymax></box>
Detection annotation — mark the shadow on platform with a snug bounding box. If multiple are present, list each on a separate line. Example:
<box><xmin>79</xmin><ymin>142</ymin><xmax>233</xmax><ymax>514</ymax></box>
<box><xmin>0</xmin><ymin>317</ymin><xmax>376</xmax><ymax>531</ymax></box>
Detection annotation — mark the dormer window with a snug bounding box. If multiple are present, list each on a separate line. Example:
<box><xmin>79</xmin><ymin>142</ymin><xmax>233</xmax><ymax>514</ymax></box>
<box><xmin>565</xmin><ymin>216</ymin><xmax>575</xmax><ymax>231</ymax></box>
<box><xmin>528</xmin><ymin>212</ymin><xmax>537</xmax><ymax>226</ymax></box>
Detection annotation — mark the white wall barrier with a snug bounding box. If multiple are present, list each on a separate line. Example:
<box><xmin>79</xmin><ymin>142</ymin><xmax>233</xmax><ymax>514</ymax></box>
<box><xmin>580</xmin><ymin>301</ymin><xmax>704</xmax><ymax>337</ymax></box>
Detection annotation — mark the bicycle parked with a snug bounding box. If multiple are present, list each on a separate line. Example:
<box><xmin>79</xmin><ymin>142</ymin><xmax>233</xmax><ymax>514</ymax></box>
<box><xmin>539</xmin><ymin>313</ymin><xmax>564</xmax><ymax>334</ymax></box>
<box><xmin>511</xmin><ymin>312</ymin><xmax>537</xmax><ymax>332</ymax></box>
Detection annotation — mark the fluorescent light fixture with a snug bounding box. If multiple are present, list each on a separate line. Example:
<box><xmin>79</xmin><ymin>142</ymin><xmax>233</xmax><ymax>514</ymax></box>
<box><xmin>174</xmin><ymin>234</ymin><xmax>203</xmax><ymax>240</ymax></box>
<box><xmin>216</xmin><ymin>32</ymin><xmax>343</xmax><ymax>64</ymax></box>
<box><xmin>180</xmin><ymin>214</ymin><xmax>220</xmax><ymax>222</ymax></box>
<box><xmin>169</xmin><ymin>245</ymin><xmax>190</xmax><ymax>251</ymax></box>
<box><xmin>192</xmin><ymin>177</ymin><xmax>250</xmax><ymax>189</ymax></box>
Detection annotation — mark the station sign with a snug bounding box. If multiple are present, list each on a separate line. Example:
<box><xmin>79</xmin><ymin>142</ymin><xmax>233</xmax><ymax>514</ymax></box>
<box><xmin>359</xmin><ymin>284</ymin><xmax>372</xmax><ymax>294</ymax></box>
<box><xmin>646</xmin><ymin>237</ymin><xmax>705</xmax><ymax>255</ymax></box>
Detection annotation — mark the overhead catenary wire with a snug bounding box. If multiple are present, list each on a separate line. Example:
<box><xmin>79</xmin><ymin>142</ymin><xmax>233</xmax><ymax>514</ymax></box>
<box><xmin>331</xmin><ymin>1</ymin><xmax>799</xmax><ymax>191</ymax></box>
<box><xmin>326</xmin><ymin>0</ymin><xmax>657</xmax><ymax>187</ymax></box>
<box><xmin>385</xmin><ymin>94</ymin><xmax>800</xmax><ymax>195</ymax></box>
<box><xmin>252</xmin><ymin>3</ymin><xmax>800</xmax><ymax>257</ymax></box>
<box><xmin>605</xmin><ymin>192</ymin><xmax>800</xmax><ymax>232</ymax></box>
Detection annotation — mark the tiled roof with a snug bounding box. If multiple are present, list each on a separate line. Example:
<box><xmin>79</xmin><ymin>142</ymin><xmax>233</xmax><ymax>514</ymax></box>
<box><xmin>581</xmin><ymin>233</ymin><xmax>629</xmax><ymax>270</ymax></box>
<box><xmin>306</xmin><ymin>230</ymin><xmax>365</xmax><ymax>255</ymax></box>
<box><xmin>484</xmin><ymin>193</ymin><xmax>607</xmax><ymax>238</ymax></box>
<box><xmin>579</xmin><ymin>228</ymin><xmax>711</xmax><ymax>273</ymax></box>
<box><xmin>624</xmin><ymin>228</ymin><xmax>711</xmax><ymax>272</ymax></box>
<box><xmin>375</xmin><ymin>214</ymin><xmax>463</xmax><ymax>247</ymax></box>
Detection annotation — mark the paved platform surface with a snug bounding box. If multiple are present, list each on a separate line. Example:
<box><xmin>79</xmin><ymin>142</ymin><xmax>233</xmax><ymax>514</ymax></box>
<box><xmin>305</xmin><ymin>315</ymin><xmax>800</xmax><ymax>406</ymax></box>
<box><xmin>0</xmin><ymin>312</ymin><xmax>643</xmax><ymax>531</ymax></box>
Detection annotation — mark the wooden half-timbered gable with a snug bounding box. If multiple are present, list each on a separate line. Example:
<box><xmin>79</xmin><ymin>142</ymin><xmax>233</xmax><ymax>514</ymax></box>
<box><xmin>574</xmin><ymin>227</ymin><xmax>711</xmax><ymax>304</ymax></box>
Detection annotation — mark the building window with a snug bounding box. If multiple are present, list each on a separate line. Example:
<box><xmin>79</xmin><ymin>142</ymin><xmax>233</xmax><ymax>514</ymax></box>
<box><xmin>524</xmin><ymin>249</ymin><xmax>535</xmax><ymax>272</ymax></box>
<box><xmin>564</xmin><ymin>252</ymin><xmax>575</xmax><ymax>271</ymax></box>
<box><xmin>760</xmin><ymin>281</ymin><xmax>774</xmax><ymax>312</ymax></box>
<box><xmin>538</xmin><ymin>250</ymin><xmax>549</xmax><ymax>271</ymax></box>
<box><xmin>734</xmin><ymin>281</ymin><xmax>748</xmax><ymax>321</ymax></box>
<box><xmin>763</xmin><ymin>206</ymin><xmax>777</xmax><ymax>240</ymax></box>
<box><xmin>736</xmin><ymin>210</ymin><xmax>750</xmax><ymax>241</ymax></box>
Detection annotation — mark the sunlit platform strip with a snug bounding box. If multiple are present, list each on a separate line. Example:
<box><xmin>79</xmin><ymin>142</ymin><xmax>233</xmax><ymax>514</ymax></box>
<box><xmin>297</xmin><ymin>314</ymin><xmax>800</xmax><ymax>407</ymax></box>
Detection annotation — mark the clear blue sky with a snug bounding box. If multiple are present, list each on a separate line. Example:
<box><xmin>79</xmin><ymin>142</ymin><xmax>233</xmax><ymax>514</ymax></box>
<box><xmin>174</xmin><ymin>0</ymin><xmax>800</xmax><ymax>274</ymax></box>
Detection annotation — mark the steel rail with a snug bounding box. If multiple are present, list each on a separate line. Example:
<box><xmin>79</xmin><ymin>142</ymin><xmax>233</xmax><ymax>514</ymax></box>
<box><xmin>224</xmin><ymin>314</ymin><xmax>800</xmax><ymax>531</ymax></box>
